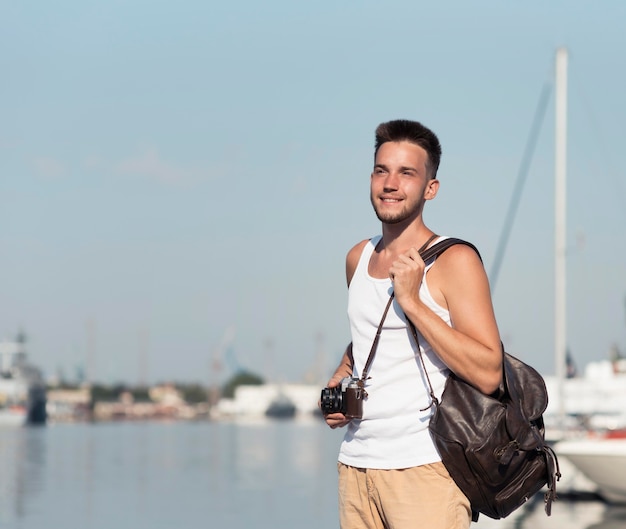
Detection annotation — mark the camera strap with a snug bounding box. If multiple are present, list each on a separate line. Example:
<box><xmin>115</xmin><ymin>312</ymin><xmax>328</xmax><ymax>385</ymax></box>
<box><xmin>359</xmin><ymin>233</ymin><xmax>440</xmax><ymax>386</ymax></box>
<box><xmin>359</xmin><ymin>294</ymin><xmax>395</xmax><ymax>387</ymax></box>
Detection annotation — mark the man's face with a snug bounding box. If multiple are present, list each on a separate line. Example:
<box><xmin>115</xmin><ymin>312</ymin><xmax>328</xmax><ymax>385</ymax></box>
<box><xmin>370</xmin><ymin>141</ymin><xmax>438</xmax><ymax>225</ymax></box>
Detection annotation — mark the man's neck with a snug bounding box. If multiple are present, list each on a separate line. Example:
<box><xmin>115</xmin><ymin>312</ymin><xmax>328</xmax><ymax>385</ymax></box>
<box><xmin>379</xmin><ymin>221</ymin><xmax>434</xmax><ymax>255</ymax></box>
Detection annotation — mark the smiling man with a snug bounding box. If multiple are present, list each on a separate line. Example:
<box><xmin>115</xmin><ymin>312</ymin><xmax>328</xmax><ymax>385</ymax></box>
<box><xmin>322</xmin><ymin>119</ymin><xmax>502</xmax><ymax>529</ymax></box>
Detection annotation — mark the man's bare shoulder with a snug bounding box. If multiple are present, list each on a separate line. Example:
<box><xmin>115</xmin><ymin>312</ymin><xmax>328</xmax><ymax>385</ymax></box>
<box><xmin>434</xmin><ymin>242</ymin><xmax>483</xmax><ymax>271</ymax></box>
<box><xmin>346</xmin><ymin>239</ymin><xmax>370</xmax><ymax>287</ymax></box>
<box><xmin>430</xmin><ymin>242</ymin><xmax>490</xmax><ymax>299</ymax></box>
<box><xmin>347</xmin><ymin>239</ymin><xmax>370</xmax><ymax>261</ymax></box>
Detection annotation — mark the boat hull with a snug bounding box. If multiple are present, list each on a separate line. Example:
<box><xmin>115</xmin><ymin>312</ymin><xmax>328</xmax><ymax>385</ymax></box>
<box><xmin>556</xmin><ymin>438</ymin><xmax>626</xmax><ymax>504</ymax></box>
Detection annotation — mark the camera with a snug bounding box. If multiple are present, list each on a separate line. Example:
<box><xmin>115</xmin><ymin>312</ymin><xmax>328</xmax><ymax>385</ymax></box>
<box><xmin>320</xmin><ymin>377</ymin><xmax>364</xmax><ymax>419</ymax></box>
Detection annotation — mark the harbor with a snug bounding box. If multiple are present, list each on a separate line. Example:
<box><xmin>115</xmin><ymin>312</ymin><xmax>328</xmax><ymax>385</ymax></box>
<box><xmin>6</xmin><ymin>300</ymin><xmax>626</xmax><ymax>512</ymax></box>
<box><xmin>5</xmin><ymin>335</ymin><xmax>626</xmax><ymax>517</ymax></box>
<box><xmin>3</xmin><ymin>296</ymin><xmax>626</xmax><ymax>525</ymax></box>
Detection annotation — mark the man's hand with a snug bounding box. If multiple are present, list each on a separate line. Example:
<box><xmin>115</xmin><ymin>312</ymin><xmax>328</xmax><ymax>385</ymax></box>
<box><xmin>324</xmin><ymin>411</ymin><xmax>350</xmax><ymax>429</ymax></box>
<box><xmin>388</xmin><ymin>247</ymin><xmax>425</xmax><ymax>310</ymax></box>
<box><xmin>320</xmin><ymin>375</ymin><xmax>351</xmax><ymax>429</ymax></box>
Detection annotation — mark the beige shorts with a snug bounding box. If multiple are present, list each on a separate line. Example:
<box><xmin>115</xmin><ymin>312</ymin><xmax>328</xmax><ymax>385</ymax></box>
<box><xmin>338</xmin><ymin>461</ymin><xmax>471</xmax><ymax>529</ymax></box>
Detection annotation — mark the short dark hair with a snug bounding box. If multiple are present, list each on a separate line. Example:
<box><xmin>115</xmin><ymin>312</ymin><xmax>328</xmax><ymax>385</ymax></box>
<box><xmin>374</xmin><ymin>119</ymin><xmax>442</xmax><ymax>179</ymax></box>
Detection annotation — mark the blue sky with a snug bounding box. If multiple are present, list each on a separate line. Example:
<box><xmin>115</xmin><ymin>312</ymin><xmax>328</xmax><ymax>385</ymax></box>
<box><xmin>1</xmin><ymin>1</ymin><xmax>625</xmax><ymax>385</ymax></box>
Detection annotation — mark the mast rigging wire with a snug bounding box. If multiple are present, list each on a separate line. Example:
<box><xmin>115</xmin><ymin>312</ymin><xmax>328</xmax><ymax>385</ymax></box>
<box><xmin>489</xmin><ymin>82</ymin><xmax>552</xmax><ymax>291</ymax></box>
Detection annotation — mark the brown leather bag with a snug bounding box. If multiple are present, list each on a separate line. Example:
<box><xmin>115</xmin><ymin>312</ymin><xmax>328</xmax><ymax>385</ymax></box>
<box><xmin>412</xmin><ymin>238</ymin><xmax>561</xmax><ymax>520</ymax></box>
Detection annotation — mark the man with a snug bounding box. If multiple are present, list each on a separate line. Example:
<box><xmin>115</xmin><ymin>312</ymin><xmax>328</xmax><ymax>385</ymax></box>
<box><xmin>323</xmin><ymin>119</ymin><xmax>503</xmax><ymax>529</ymax></box>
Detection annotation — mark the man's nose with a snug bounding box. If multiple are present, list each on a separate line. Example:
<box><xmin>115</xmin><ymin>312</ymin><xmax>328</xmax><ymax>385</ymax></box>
<box><xmin>383</xmin><ymin>171</ymin><xmax>399</xmax><ymax>190</ymax></box>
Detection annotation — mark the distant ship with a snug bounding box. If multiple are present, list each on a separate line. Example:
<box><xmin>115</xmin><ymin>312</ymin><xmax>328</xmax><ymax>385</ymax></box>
<box><xmin>0</xmin><ymin>332</ymin><xmax>47</xmax><ymax>425</ymax></box>
<box><xmin>265</xmin><ymin>392</ymin><xmax>297</xmax><ymax>419</ymax></box>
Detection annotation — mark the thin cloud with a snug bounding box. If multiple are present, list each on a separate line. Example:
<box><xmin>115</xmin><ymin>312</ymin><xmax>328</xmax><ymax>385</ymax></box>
<box><xmin>0</xmin><ymin>137</ymin><xmax>20</xmax><ymax>149</ymax></box>
<box><xmin>116</xmin><ymin>147</ymin><xmax>191</xmax><ymax>184</ymax></box>
<box><xmin>291</xmin><ymin>174</ymin><xmax>308</xmax><ymax>194</ymax></box>
<box><xmin>33</xmin><ymin>156</ymin><xmax>68</xmax><ymax>178</ymax></box>
<box><xmin>83</xmin><ymin>154</ymin><xmax>104</xmax><ymax>170</ymax></box>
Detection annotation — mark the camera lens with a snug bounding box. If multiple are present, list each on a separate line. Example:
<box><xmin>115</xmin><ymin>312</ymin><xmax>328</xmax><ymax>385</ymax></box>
<box><xmin>320</xmin><ymin>387</ymin><xmax>343</xmax><ymax>414</ymax></box>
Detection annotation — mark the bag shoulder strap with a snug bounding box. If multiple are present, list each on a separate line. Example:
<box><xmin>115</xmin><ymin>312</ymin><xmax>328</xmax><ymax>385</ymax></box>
<box><xmin>410</xmin><ymin>238</ymin><xmax>482</xmax><ymax>408</ymax></box>
<box><xmin>419</xmin><ymin>237</ymin><xmax>482</xmax><ymax>264</ymax></box>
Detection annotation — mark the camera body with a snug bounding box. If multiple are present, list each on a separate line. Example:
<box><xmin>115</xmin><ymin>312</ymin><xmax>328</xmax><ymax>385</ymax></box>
<box><xmin>320</xmin><ymin>377</ymin><xmax>364</xmax><ymax>419</ymax></box>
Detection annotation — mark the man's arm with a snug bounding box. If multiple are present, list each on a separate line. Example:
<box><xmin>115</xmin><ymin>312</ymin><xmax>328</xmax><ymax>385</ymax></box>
<box><xmin>321</xmin><ymin>240</ymin><xmax>369</xmax><ymax>429</ymax></box>
<box><xmin>390</xmin><ymin>244</ymin><xmax>502</xmax><ymax>395</ymax></box>
<box><xmin>326</xmin><ymin>343</ymin><xmax>354</xmax><ymax>386</ymax></box>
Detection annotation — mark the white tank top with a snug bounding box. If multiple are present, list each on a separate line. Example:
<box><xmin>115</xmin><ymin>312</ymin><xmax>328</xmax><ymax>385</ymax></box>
<box><xmin>338</xmin><ymin>235</ymin><xmax>451</xmax><ymax>469</ymax></box>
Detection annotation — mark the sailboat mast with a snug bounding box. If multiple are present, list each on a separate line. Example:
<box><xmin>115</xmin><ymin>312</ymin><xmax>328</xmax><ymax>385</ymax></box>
<box><xmin>555</xmin><ymin>47</ymin><xmax>568</xmax><ymax>424</ymax></box>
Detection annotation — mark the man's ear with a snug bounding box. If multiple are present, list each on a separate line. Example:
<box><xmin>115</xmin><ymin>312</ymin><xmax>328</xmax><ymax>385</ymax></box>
<box><xmin>424</xmin><ymin>179</ymin><xmax>439</xmax><ymax>200</ymax></box>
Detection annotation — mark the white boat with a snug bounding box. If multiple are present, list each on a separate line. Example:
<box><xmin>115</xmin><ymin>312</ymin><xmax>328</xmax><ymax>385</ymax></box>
<box><xmin>0</xmin><ymin>333</ymin><xmax>47</xmax><ymax>425</ymax></box>
<box><xmin>544</xmin><ymin>49</ymin><xmax>626</xmax><ymax>506</ymax></box>
<box><xmin>555</xmin><ymin>437</ymin><xmax>626</xmax><ymax>504</ymax></box>
<box><xmin>265</xmin><ymin>392</ymin><xmax>297</xmax><ymax>419</ymax></box>
<box><xmin>493</xmin><ymin>49</ymin><xmax>626</xmax><ymax>507</ymax></box>
<box><xmin>543</xmin><ymin>355</ymin><xmax>626</xmax><ymax>438</ymax></box>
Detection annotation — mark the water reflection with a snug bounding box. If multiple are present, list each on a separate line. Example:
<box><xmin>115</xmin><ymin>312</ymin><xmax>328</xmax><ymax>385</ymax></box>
<box><xmin>222</xmin><ymin>417</ymin><xmax>333</xmax><ymax>488</ymax></box>
<box><xmin>0</xmin><ymin>420</ymin><xmax>624</xmax><ymax>529</ymax></box>
<box><xmin>0</xmin><ymin>426</ymin><xmax>45</xmax><ymax>522</ymax></box>
<box><xmin>211</xmin><ymin>417</ymin><xmax>342</xmax><ymax>527</ymax></box>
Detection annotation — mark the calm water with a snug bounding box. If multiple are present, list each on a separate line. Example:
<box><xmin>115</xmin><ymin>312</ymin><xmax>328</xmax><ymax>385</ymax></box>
<box><xmin>0</xmin><ymin>418</ymin><xmax>623</xmax><ymax>529</ymax></box>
